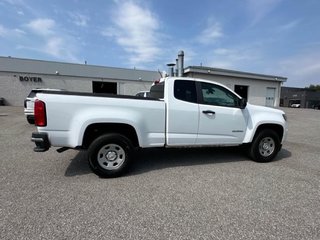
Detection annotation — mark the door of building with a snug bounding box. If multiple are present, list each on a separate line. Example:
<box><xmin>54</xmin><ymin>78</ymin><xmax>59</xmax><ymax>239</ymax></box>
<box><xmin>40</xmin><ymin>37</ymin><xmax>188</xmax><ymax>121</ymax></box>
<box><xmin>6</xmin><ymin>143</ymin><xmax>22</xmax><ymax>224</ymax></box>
<box><xmin>234</xmin><ymin>85</ymin><xmax>248</xmax><ymax>100</ymax></box>
<box><xmin>266</xmin><ymin>87</ymin><xmax>276</xmax><ymax>107</ymax></box>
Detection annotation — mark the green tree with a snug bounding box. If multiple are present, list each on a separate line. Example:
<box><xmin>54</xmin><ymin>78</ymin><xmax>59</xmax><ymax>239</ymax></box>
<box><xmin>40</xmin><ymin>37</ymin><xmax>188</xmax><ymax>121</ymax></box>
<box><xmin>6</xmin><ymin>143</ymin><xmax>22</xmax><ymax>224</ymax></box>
<box><xmin>305</xmin><ymin>84</ymin><xmax>320</xmax><ymax>91</ymax></box>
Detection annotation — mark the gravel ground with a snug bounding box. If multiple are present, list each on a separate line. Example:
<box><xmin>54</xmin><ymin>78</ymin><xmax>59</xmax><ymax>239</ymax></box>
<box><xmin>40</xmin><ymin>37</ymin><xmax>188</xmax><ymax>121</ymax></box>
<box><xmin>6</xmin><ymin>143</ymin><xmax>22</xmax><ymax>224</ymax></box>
<box><xmin>0</xmin><ymin>106</ymin><xmax>319</xmax><ymax>240</ymax></box>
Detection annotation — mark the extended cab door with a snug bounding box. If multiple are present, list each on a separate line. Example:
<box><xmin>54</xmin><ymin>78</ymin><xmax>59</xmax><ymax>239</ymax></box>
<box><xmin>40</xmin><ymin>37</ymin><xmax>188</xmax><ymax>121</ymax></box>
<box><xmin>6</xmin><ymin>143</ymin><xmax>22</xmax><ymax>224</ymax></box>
<box><xmin>166</xmin><ymin>80</ymin><xmax>199</xmax><ymax>146</ymax></box>
<box><xmin>196</xmin><ymin>81</ymin><xmax>247</xmax><ymax>145</ymax></box>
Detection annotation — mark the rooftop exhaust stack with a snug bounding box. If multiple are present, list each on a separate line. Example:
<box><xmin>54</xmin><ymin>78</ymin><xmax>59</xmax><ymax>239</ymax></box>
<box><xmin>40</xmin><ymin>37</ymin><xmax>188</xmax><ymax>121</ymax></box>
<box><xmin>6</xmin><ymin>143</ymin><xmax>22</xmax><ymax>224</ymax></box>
<box><xmin>178</xmin><ymin>50</ymin><xmax>184</xmax><ymax>77</ymax></box>
<box><xmin>175</xmin><ymin>59</ymin><xmax>178</xmax><ymax>76</ymax></box>
<box><xmin>167</xmin><ymin>63</ymin><xmax>175</xmax><ymax>77</ymax></box>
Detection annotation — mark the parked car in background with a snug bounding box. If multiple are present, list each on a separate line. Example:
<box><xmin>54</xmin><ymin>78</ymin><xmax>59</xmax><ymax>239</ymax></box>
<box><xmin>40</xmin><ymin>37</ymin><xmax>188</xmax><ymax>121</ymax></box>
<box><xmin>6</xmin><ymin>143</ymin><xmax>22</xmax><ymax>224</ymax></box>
<box><xmin>135</xmin><ymin>91</ymin><xmax>150</xmax><ymax>98</ymax></box>
<box><xmin>24</xmin><ymin>89</ymin><xmax>63</xmax><ymax>124</ymax></box>
<box><xmin>313</xmin><ymin>104</ymin><xmax>320</xmax><ymax>110</ymax></box>
<box><xmin>0</xmin><ymin>97</ymin><xmax>5</xmax><ymax>106</ymax></box>
<box><xmin>291</xmin><ymin>103</ymin><xmax>301</xmax><ymax>108</ymax></box>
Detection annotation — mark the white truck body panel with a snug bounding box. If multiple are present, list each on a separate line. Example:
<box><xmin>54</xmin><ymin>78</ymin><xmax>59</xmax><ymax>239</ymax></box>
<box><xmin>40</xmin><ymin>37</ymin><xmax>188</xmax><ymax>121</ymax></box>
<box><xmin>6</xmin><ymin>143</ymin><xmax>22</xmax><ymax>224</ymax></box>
<box><xmin>197</xmin><ymin>104</ymin><xmax>247</xmax><ymax>145</ymax></box>
<box><xmin>36</xmin><ymin>93</ymin><xmax>166</xmax><ymax>148</ymax></box>
<box><xmin>242</xmin><ymin>103</ymin><xmax>288</xmax><ymax>143</ymax></box>
<box><xmin>34</xmin><ymin>77</ymin><xmax>287</xmax><ymax>150</ymax></box>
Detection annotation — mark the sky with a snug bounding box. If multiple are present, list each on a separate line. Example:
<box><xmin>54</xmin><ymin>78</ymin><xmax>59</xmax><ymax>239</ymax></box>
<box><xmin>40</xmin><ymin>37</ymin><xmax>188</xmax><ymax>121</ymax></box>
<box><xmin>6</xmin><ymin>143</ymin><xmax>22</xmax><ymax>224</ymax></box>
<box><xmin>0</xmin><ymin>0</ymin><xmax>320</xmax><ymax>87</ymax></box>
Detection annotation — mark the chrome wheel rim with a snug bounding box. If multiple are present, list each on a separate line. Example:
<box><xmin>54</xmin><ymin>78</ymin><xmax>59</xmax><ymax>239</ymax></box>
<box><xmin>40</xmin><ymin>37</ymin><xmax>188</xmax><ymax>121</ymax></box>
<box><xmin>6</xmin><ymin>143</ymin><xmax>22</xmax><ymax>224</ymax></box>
<box><xmin>258</xmin><ymin>137</ymin><xmax>275</xmax><ymax>157</ymax></box>
<box><xmin>97</xmin><ymin>144</ymin><xmax>125</xmax><ymax>170</ymax></box>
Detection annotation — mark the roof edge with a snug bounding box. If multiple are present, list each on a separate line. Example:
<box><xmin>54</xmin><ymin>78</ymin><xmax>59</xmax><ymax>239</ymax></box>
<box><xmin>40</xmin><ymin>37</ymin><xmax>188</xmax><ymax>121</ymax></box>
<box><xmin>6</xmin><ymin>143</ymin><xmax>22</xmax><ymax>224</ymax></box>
<box><xmin>185</xmin><ymin>66</ymin><xmax>287</xmax><ymax>82</ymax></box>
<box><xmin>0</xmin><ymin>56</ymin><xmax>157</xmax><ymax>74</ymax></box>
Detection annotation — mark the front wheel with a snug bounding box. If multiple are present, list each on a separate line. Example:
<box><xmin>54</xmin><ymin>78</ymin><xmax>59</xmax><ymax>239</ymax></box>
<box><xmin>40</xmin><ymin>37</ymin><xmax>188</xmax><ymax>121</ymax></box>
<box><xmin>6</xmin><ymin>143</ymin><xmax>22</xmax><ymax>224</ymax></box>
<box><xmin>88</xmin><ymin>134</ymin><xmax>133</xmax><ymax>178</ymax></box>
<box><xmin>249</xmin><ymin>129</ymin><xmax>281</xmax><ymax>162</ymax></box>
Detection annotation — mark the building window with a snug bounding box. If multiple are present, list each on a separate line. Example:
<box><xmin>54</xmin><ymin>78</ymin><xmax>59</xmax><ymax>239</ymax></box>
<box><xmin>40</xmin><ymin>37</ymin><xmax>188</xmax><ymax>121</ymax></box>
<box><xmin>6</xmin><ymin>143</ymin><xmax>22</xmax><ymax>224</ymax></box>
<box><xmin>92</xmin><ymin>81</ymin><xmax>117</xmax><ymax>94</ymax></box>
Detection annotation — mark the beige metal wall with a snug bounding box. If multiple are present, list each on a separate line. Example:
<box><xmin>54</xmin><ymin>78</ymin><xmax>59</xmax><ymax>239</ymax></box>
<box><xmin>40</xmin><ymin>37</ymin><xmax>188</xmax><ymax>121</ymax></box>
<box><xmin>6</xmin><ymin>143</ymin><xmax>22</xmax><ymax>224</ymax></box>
<box><xmin>0</xmin><ymin>72</ymin><xmax>152</xmax><ymax>106</ymax></box>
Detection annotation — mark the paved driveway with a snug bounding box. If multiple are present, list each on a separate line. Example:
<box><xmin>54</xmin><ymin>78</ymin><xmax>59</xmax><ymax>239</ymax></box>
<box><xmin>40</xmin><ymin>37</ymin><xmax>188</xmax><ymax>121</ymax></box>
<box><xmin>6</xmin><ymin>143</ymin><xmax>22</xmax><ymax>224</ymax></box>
<box><xmin>0</xmin><ymin>107</ymin><xmax>319</xmax><ymax>239</ymax></box>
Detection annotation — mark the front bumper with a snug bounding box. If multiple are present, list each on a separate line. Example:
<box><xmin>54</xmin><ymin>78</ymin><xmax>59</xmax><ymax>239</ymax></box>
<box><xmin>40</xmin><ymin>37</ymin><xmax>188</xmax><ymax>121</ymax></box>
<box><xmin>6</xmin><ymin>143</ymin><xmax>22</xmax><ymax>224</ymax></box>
<box><xmin>31</xmin><ymin>132</ymin><xmax>50</xmax><ymax>152</ymax></box>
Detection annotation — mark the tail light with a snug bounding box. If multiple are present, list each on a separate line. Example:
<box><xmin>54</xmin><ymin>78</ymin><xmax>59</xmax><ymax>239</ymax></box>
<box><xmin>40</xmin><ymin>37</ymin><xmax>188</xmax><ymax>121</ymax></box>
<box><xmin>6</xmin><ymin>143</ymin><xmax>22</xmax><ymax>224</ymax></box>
<box><xmin>34</xmin><ymin>100</ymin><xmax>47</xmax><ymax>126</ymax></box>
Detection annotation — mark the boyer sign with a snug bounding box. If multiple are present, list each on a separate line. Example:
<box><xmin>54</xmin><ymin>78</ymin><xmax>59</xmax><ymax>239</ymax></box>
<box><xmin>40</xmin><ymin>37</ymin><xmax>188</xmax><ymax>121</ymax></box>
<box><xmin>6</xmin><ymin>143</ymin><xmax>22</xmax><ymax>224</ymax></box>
<box><xmin>19</xmin><ymin>76</ymin><xmax>42</xmax><ymax>82</ymax></box>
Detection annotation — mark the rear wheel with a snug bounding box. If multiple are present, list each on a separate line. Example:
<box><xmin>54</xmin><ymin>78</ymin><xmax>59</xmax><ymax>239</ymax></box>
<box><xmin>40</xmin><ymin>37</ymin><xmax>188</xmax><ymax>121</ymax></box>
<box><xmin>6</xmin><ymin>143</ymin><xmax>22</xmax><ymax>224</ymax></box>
<box><xmin>88</xmin><ymin>134</ymin><xmax>133</xmax><ymax>178</ymax></box>
<box><xmin>249</xmin><ymin>129</ymin><xmax>280</xmax><ymax>162</ymax></box>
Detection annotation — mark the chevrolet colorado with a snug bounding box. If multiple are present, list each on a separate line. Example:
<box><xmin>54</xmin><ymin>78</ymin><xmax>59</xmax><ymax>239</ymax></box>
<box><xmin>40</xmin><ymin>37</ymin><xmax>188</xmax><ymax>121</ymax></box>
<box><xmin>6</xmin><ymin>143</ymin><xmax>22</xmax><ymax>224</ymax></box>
<box><xmin>31</xmin><ymin>77</ymin><xmax>287</xmax><ymax>177</ymax></box>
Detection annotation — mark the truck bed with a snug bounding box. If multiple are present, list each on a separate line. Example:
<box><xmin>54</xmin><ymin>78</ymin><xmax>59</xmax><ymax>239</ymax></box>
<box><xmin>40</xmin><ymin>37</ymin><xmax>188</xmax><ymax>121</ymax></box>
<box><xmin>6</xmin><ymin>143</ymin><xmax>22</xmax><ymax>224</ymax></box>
<box><xmin>39</xmin><ymin>90</ymin><xmax>163</xmax><ymax>101</ymax></box>
<box><xmin>35</xmin><ymin>91</ymin><xmax>166</xmax><ymax>148</ymax></box>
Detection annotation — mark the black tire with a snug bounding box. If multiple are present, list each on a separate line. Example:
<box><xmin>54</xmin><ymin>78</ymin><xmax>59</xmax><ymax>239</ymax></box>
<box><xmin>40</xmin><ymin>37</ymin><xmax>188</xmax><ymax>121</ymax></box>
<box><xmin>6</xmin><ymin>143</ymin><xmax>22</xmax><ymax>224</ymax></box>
<box><xmin>88</xmin><ymin>134</ymin><xmax>133</xmax><ymax>178</ymax></box>
<box><xmin>249</xmin><ymin>129</ymin><xmax>280</xmax><ymax>163</ymax></box>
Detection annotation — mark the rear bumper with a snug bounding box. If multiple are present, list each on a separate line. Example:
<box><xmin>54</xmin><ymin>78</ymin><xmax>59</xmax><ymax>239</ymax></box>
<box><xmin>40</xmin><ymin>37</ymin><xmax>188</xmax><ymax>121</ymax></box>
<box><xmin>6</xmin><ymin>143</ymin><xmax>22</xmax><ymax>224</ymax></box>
<box><xmin>24</xmin><ymin>108</ymin><xmax>34</xmax><ymax>116</ymax></box>
<box><xmin>31</xmin><ymin>132</ymin><xmax>50</xmax><ymax>152</ymax></box>
<box><xmin>27</xmin><ymin>115</ymin><xmax>34</xmax><ymax>121</ymax></box>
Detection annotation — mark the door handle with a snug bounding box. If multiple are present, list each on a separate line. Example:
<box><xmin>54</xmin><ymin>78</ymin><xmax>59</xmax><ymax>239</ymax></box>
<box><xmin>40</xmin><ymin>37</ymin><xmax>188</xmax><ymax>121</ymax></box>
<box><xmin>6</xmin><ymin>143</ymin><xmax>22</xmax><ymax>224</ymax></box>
<box><xmin>202</xmin><ymin>110</ymin><xmax>215</xmax><ymax>115</ymax></box>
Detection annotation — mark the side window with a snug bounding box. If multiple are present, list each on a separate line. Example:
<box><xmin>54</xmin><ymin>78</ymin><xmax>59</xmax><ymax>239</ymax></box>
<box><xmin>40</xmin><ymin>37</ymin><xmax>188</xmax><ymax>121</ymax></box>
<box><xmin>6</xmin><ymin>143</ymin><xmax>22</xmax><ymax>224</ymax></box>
<box><xmin>174</xmin><ymin>80</ymin><xmax>197</xmax><ymax>103</ymax></box>
<box><xmin>150</xmin><ymin>82</ymin><xmax>164</xmax><ymax>98</ymax></box>
<box><xmin>200</xmin><ymin>82</ymin><xmax>239</xmax><ymax>107</ymax></box>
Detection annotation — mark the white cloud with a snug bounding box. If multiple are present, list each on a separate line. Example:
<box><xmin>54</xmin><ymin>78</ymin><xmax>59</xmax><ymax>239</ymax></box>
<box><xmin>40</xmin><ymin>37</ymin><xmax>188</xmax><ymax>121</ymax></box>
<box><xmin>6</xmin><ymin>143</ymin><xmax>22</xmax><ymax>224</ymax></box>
<box><xmin>3</xmin><ymin>0</ymin><xmax>25</xmax><ymax>5</ymax></box>
<box><xmin>23</xmin><ymin>18</ymin><xmax>80</xmax><ymax>62</ymax></box>
<box><xmin>13</xmin><ymin>28</ymin><xmax>25</xmax><ymax>35</ymax></box>
<box><xmin>0</xmin><ymin>25</ymin><xmax>6</xmax><ymax>36</ymax></box>
<box><xmin>103</xmin><ymin>1</ymin><xmax>162</xmax><ymax>66</ymax></box>
<box><xmin>26</xmin><ymin>18</ymin><xmax>55</xmax><ymax>36</ymax></box>
<box><xmin>45</xmin><ymin>37</ymin><xmax>64</xmax><ymax>57</ymax></box>
<box><xmin>208</xmin><ymin>47</ymin><xmax>260</xmax><ymax>69</ymax></box>
<box><xmin>3</xmin><ymin>0</ymin><xmax>38</xmax><ymax>17</ymax></box>
<box><xmin>246</xmin><ymin>0</ymin><xmax>283</xmax><ymax>26</ymax></box>
<box><xmin>197</xmin><ymin>22</ymin><xmax>223</xmax><ymax>45</ymax></box>
<box><xmin>278</xmin><ymin>51</ymin><xmax>320</xmax><ymax>87</ymax></box>
<box><xmin>101</xmin><ymin>27</ymin><xmax>117</xmax><ymax>38</ymax></box>
<box><xmin>278</xmin><ymin>19</ymin><xmax>301</xmax><ymax>31</ymax></box>
<box><xmin>69</xmin><ymin>13</ymin><xmax>89</xmax><ymax>27</ymax></box>
<box><xmin>0</xmin><ymin>24</ymin><xmax>25</xmax><ymax>37</ymax></box>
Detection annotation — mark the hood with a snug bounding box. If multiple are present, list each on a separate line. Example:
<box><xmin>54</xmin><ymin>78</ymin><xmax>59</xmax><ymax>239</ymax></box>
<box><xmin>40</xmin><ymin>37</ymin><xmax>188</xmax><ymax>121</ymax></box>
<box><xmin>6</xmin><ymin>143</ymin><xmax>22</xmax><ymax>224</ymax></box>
<box><xmin>246</xmin><ymin>103</ymin><xmax>284</xmax><ymax>115</ymax></box>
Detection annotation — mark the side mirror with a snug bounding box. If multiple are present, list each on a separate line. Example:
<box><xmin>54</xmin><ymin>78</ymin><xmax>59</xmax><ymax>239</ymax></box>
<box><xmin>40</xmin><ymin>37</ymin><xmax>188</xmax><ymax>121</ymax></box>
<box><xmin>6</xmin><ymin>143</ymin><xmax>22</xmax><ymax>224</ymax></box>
<box><xmin>239</xmin><ymin>98</ymin><xmax>247</xmax><ymax>109</ymax></box>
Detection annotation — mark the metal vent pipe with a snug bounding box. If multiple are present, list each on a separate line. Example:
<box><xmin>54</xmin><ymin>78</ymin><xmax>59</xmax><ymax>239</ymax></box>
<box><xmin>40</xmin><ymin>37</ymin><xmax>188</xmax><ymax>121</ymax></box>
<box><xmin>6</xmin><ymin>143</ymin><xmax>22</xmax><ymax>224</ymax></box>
<box><xmin>167</xmin><ymin>63</ymin><xmax>175</xmax><ymax>77</ymax></box>
<box><xmin>178</xmin><ymin>50</ymin><xmax>184</xmax><ymax>77</ymax></box>
<box><xmin>175</xmin><ymin>59</ymin><xmax>178</xmax><ymax>76</ymax></box>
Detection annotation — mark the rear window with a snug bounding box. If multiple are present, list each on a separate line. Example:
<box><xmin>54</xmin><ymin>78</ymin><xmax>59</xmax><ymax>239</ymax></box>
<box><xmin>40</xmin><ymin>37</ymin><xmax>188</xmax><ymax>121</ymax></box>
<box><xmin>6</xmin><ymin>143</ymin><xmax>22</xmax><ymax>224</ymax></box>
<box><xmin>27</xmin><ymin>90</ymin><xmax>38</xmax><ymax>98</ymax></box>
<box><xmin>150</xmin><ymin>83</ymin><xmax>164</xmax><ymax>99</ymax></box>
<box><xmin>174</xmin><ymin>80</ymin><xmax>197</xmax><ymax>103</ymax></box>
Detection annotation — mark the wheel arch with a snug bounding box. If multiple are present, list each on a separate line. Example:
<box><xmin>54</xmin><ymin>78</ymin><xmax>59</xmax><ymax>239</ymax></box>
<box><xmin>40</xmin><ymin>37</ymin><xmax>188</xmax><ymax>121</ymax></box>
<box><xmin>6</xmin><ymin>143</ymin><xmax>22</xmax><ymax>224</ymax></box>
<box><xmin>253</xmin><ymin>124</ymin><xmax>284</xmax><ymax>142</ymax></box>
<box><xmin>82</xmin><ymin>123</ymin><xmax>139</xmax><ymax>149</ymax></box>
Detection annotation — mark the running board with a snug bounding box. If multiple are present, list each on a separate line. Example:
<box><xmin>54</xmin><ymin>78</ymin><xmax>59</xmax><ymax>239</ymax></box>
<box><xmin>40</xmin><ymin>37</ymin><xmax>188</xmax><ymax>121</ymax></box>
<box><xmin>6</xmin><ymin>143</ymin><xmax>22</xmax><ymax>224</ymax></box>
<box><xmin>56</xmin><ymin>147</ymin><xmax>70</xmax><ymax>153</ymax></box>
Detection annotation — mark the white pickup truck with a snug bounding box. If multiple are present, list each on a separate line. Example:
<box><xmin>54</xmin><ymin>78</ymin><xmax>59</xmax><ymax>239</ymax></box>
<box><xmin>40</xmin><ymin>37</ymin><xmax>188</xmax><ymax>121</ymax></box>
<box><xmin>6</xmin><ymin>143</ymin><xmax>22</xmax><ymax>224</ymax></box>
<box><xmin>32</xmin><ymin>77</ymin><xmax>287</xmax><ymax>177</ymax></box>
